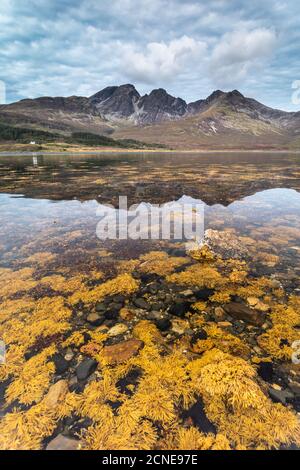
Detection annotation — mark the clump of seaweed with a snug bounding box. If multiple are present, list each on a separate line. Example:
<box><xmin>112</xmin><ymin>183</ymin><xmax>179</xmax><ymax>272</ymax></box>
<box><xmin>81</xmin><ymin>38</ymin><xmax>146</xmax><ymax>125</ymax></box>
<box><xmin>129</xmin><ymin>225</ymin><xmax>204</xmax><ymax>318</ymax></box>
<box><xmin>139</xmin><ymin>251</ymin><xmax>188</xmax><ymax>276</ymax></box>
<box><xmin>257</xmin><ymin>324</ymin><xmax>299</xmax><ymax>360</ymax></box>
<box><xmin>167</xmin><ymin>264</ymin><xmax>224</xmax><ymax>289</ymax></box>
<box><xmin>68</xmin><ymin>273</ymin><xmax>139</xmax><ymax>305</ymax></box>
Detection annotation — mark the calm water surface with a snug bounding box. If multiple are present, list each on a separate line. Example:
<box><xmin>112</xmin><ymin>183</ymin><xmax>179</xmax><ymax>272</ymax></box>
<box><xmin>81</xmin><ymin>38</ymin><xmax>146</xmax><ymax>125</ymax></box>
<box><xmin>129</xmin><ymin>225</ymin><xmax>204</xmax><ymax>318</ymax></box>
<box><xmin>0</xmin><ymin>152</ymin><xmax>299</xmax><ymax>288</ymax></box>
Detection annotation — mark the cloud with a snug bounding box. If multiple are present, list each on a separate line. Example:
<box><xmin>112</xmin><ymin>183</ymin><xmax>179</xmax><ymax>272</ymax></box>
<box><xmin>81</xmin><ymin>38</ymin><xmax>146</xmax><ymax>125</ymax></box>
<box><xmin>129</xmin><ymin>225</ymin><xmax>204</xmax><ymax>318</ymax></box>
<box><xmin>0</xmin><ymin>0</ymin><xmax>299</xmax><ymax>110</ymax></box>
<box><xmin>210</xmin><ymin>28</ymin><xmax>277</xmax><ymax>86</ymax></box>
<box><xmin>122</xmin><ymin>36</ymin><xmax>207</xmax><ymax>84</ymax></box>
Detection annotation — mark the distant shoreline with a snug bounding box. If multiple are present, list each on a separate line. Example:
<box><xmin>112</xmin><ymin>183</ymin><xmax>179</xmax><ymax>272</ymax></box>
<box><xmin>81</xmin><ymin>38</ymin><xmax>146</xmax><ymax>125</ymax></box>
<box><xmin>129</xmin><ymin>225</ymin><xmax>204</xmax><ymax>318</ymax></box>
<box><xmin>1</xmin><ymin>148</ymin><xmax>300</xmax><ymax>156</ymax></box>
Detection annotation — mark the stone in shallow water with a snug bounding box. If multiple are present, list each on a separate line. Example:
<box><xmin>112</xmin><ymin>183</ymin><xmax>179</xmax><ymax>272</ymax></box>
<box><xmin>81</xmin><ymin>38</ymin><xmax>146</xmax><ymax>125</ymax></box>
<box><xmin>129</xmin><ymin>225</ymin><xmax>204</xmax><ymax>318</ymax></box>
<box><xmin>76</xmin><ymin>358</ymin><xmax>98</xmax><ymax>381</ymax></box>
<box><xmin>169</xmin><ymin>301</ymin><xmax>191</xmax><ymax>318</ymax></box>
<box><xmin>257</xmin><ymin>362</ymin><xmax>274</xmax><ymax>382</ymax></box>
<box><xmin>133</xmin><ymin>298</ymin><xmax>151</xmax><ymax>310</ymax></box>
<box><xmin>194</xmin><ymin>288</ymin><xmax>215</xmax><ymax>301</ymax></box>
<box><xmin>107</xmin><ymin>323</ymin><xmax>128</xmax><ymax>337</ymax></box>
<box><xmin>155</xmin><ymin>318</ymin><xmax>172</xmax><ymax>331</ymax></box>
<box><xmin>269</xmin><ymin>388</ymin><xmax>294</xmax><ymax>405</ymax></box>
<box><xmin>102</xmin><ymin>339</ymin><xmax>144</xmax><ymax>364</ymax></box>
<box><xmin>224</xmin><ymin>302</ymin><xmax>266</xmax><ymax>326</ymax></box>
<box><xmin>44</xmin><ymin>380</ymin><xmax>68</xmax><ymax>408</ymax></box>
<box><xmin>46</xmin><ymin>434</ymin><xmax>81</xmax><ymax>451</ymax></box>
<box><xmin>86</xmin><ymin>312</ymin><xmax>104</xmax><ymax>326</ymax></box>
<box><xmin>52</xmin><ymin>353</ymin><xmax>69</xmax><ymax>374</ymax></box>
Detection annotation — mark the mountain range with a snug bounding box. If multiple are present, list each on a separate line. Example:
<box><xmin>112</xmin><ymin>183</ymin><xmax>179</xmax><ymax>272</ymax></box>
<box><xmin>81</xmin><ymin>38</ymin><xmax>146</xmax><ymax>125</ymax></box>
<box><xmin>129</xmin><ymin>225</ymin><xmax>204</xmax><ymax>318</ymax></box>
<box><xmin>1</xmin><ymin>84</ymin><xmax>299</xmax><ymax>150</ymax></box>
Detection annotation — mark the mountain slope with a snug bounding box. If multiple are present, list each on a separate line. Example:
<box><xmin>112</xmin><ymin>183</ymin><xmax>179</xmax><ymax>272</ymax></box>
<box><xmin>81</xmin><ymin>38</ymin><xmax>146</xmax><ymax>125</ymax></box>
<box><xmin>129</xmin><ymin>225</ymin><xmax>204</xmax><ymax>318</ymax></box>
<box><xmin>0</xmin><ymin>84</ymin><xmax>299</xmax><ymax>149</ymax></box>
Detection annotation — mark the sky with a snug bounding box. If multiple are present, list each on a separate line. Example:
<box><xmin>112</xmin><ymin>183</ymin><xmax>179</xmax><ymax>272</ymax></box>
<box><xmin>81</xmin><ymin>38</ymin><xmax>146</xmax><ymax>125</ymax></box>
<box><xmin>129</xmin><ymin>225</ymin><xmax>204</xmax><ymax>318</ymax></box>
<box><xmin>0</xmin><ymin>0</ymin><xmax>299</xmax><ymax>110</ymax></box>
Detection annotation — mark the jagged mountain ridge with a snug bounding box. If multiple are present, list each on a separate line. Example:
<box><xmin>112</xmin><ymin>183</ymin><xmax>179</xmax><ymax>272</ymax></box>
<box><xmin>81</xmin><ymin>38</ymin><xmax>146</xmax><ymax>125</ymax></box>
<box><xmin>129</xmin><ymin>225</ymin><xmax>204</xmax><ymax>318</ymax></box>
<box><xmin>0</xmin><ymin>84</ymin><xmax>299</xmax><ymax>149</ymax></box>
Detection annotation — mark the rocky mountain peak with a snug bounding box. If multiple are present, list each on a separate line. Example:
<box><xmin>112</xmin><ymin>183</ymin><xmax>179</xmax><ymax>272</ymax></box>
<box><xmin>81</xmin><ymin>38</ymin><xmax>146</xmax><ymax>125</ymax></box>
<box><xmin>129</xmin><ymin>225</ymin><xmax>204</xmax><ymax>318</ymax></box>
<box><xmin>89</xmin><ymin>84</ymin><xmax>140</xmax><ymax>120</ymax></box>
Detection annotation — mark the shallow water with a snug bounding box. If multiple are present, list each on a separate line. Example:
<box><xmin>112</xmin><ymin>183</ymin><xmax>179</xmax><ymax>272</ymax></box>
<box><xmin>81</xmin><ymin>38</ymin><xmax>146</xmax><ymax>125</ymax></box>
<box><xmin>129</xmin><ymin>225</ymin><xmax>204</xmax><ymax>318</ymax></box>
<box><xmin>0</xmin><ymin>152</ymin><xmax>300</xmax><ymax>450</ymax></box>
<box><xmin>0</xmin><ymin>152</ymin><xmax>299</xmax><ymax>287</ymax></box>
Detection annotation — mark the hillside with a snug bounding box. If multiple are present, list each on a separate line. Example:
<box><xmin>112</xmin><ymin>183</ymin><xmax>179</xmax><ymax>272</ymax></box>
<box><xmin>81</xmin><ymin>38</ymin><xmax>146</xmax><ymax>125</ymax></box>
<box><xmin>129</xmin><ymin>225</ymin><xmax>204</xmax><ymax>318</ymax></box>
<box><xmin>0</xmin><ymin>85</ymin><xmax>299</xmax><ymax>150</ymax></box>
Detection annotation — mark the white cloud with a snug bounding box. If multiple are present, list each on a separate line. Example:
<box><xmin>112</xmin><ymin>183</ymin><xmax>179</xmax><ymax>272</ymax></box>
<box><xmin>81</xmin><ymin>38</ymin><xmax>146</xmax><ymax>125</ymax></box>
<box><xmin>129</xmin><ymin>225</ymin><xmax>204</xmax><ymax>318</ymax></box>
<box><xmin>122</xmin><ymin>36</ymin><xmax>207</xmax><ymax>84</ymax></box>
<box><xmin>210</xmin><ymin>28</ymin><xmax>277</xmax><ymax>86</ymax></box>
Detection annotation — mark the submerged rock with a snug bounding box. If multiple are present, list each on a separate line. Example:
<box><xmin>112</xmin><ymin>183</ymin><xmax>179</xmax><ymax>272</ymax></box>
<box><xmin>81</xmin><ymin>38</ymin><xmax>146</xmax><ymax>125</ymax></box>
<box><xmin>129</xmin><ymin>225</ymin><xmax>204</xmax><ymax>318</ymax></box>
<box><xmin>86</xmin><ymin>312</ymin><xmax>104</xmax><ymax>326</ymax></box>
<box><xmin>224</xmin><ymin>302</ymin><xmax>266</xmax><ymax>326</ymax></box>
<box><xmin>76</xmin><ymin>358</ymin><xmax>98</xmax><ymax>381</ymax></box>
<box><xmin>102</xmin><ymin>339</ymin><xmax>144</xmax><ymax>364</ymax></box>
<box><xmin>44</xmin><ymin>380</ymin><xmax>68</xmax><ymax>408</ymax></box>
<box><xmin>46</xmin><ymin>434</ymin><xmax>81</xmax><ymax>450</ymax></box>
<box><xmin>107</xmin><ymin>323</ymin><xmax>128</xmax><ymax>337</ymax></box>
<box><xmin>169</xmin><ymin>301</ymin><xmax>191</xmax><ymax>318</ymax></box>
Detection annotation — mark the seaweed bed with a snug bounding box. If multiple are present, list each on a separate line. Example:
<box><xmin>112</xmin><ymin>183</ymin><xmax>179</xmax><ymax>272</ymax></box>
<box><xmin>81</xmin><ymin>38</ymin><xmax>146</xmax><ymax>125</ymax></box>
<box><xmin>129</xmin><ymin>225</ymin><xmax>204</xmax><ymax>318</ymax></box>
<box><xmin>0</xmin><ymin>240</ymin><xmax>299</xmax><ymax>450</ymax></box>
<box><xmin>0</xmin><ymin>152</ymin><xmax>299</xmax><ymax>450</ymax></box>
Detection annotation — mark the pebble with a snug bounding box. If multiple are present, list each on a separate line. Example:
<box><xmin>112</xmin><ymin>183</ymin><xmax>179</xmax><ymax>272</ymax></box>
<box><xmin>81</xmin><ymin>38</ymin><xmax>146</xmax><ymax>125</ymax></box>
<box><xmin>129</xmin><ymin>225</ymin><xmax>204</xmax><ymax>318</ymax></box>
<box><xmin>155</xmin><ymin>318</ymin><xmax>172</xmax><ymax>331</ymax></box>
<box><xmin>95</xmin><ymin>302</ymin><xmax>106</xmax><ymax>312</ymax></box>
<box><xmin>52</xmin><ymin>353</ymin><xmax>70</xmax><ymax>375</ymax></box>
<box><xmin>194</xmin><ymin>288</ymin><xmax>215</xmax><ymax>301</ymax></box>
<box><xmin>133</xmin><ymin>298</ymin><xmax>151</xmax><ymax>310</ymax></box>
<box><xmin>86</xmin><ymin>312</ymin><xmax>104</xmax><ymax>326</ymax></box>
<box><xmin>171</xmin><ymin>318</ymin><xmax>189</xmax><ymax>335</ymax></box>
<box><xmin>107</xmin><ymin>323</ymin><xmax>128</xmax><ymax>337</ymax></box>
<box><xmin>64</xmin><ymin>349</ymin><xmax>74</xmax><ymax>362</ymax></box>
<box><xmin>169</xmin><ymin>301</ymin><xmax>191</xmax><ymax>318</ymax></box>
<box><xmin>76</xmin><ymin>358</ymin><xmax>98</xmax><ymax>381</ymax></box>
<box><xmin>214</xmin><ymin>306</ymin><xmax>225</xmax><ymax>320</ymax></box>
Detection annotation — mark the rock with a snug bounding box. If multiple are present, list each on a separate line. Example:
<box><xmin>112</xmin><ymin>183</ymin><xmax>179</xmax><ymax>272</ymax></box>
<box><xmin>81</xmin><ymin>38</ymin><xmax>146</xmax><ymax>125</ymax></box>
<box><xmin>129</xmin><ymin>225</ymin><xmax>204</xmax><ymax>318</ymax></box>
<box><xmin>64</xmin><ymin>349</ymin><xmax>74</xmax><ymax>362</ymax></box>
<box><xmin>169</xmin><ymin>301</ymin><xmax>191</xmax><ymax>318</ymax></box>
<box><xmin>112</xmin><ymin>294</ymin><xmax>125</xmax><ymax>304</ymax></box>
<box><xmin>180</xmin><ymin>289</ymin><xmax>194</xmax><ymax>298</ymax></box>
<box><xmin>194</xmin><ymin>288</ymin><xmax>215</xmax><ymax>301</ymax></box>
<box><xmin>151</xmin><ymin>302</ymin><xmax>164</xmax><ymax>311</ymax></box>
<box><xmin>119</xmin><ymin>307</ymin><xmax>135</xmax><ymax>321</ymax></box>
<box><xmin>95</xmin><ymin>302</ymin><xmax>106</xmax><ymax>312</ymax></box>
<box><xmin>133</xmin><ymin>298</ymin><xmax>150</xmax><ymax>310</ymax></box>
<box><xmin>102</xmin><ymin>339</ymin><xmax>144</xmax><ymax>364</ymax></box>
<box><xmin>155</xmin><ymin>318</ymin><xmax>172</xmax><ymax>331</ymax></box>
<box><xmin>171</xmin><ymin>318</ymin><xmax>189</xmax><ymax>335</ymax></box>
<box><xmin>190</xmin><ymin>329</ymin><xmax>208</xmax><ymax>345</ymax></box>
<box><xmin>272</xmin><ymin>383</ymin><xmax>282</xmax><ymax>391</ymax></box>
<box><xmin>269</xmin><ymin>388</ymin><xmax>294</xmax><ymax>405</ymax></box>
<box><xmin>46</xmin><ymin>434</ymin><xmax>81</xmax><ymax>451</ymax></box>
<box><xmin>86</xmin><ymin>312</ymin><xmax>104</xmax><ymax>326</ymax></box>
<box><xmin>44</xmin><ymin>380</ymin><xmax>68</xmax><ymax>408</ymax></box>
<box><xmin>107</xmin><ymin>323</ymin><xmax>128</xmax><ymax>337</ymax></box>
<box><xmin>224</xmin><ymin>302</ymin><xmax>266</xmax><ymax>326</ymax></box>
<box><xmin>217</xmin><ymin>321</ymin><xmax>232</xmax><ymax>328</ymax></box>
<box><xmin>232</xmin><ymin>321</ymin><xmax>245</xmax><ymax>334</ymax></box>
<box><xmin>104</xmin><ymin>308</ymin><xmax>119</xmax><ymax>320</ymax></box>
<box><xmin>257</xmin><ymin>362</ymin><xmax>274</xmax><ymax>382</ymax></box>
<box><xmin>214</xmin><ymin>306</ymin><xmax>225</xmax><ymax>320</ymax></box>
<box><xmin>52</xmin><ymin>353</ymin><xmax>69</xmax><ymax>374</ymax></box>
<box><xmin>246</xmin><ymin>298</ymin><xmax>269</xmax><ymax>312</ymax></box>
<box><xmin>76</xmin><ymin>358</ymin><xmax>98</xmax><ymax>381</ymax></box>
<box><xmin>270</xmin><ymin>279</ymin><xmax>281</xmax><ymax>289</ymax></box>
